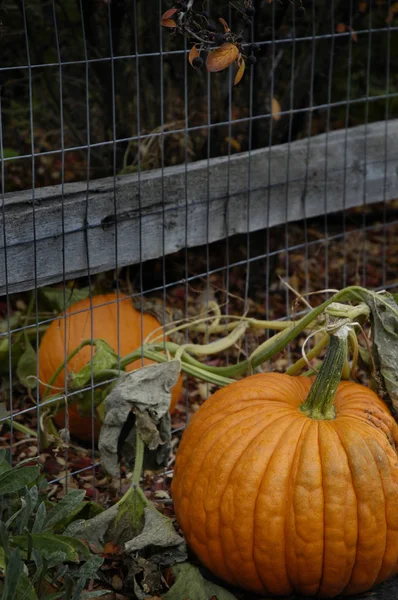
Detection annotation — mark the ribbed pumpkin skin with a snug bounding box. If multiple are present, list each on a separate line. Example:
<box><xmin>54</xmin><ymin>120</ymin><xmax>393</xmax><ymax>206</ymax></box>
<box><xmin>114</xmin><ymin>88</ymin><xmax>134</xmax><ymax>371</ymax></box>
<box><xmin>38</xmin><ymin>293</ymin><xmax>183</xmax><ymax>441</ymax></box>
<box><xmin>172</xmin><ymin>372</ymin><xmax>398</xmax><ymax>598</ymax></box>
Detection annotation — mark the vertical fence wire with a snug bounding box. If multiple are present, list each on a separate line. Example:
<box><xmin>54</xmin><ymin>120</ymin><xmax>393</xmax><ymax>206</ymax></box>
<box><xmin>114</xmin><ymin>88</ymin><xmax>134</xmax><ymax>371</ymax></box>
<box><xmin>0</xmin><ymin>0</ymin><xmax>397</xmax><ymax>486</ymax></box>
<box><xmin>21</xmin><ymin>0</ymin><xmax>41</xmax><ymax>464</ymax></box>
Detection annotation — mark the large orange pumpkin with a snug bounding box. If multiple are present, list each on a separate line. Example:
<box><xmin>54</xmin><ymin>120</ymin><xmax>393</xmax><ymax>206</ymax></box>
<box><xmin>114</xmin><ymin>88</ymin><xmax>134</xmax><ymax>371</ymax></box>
<box><xmin>172</xmin><ymin>372</ymin><xmax>398</xmax><ymax>597</ymax></box>
<box><xmin>38</xmin><ymin>293</ymin><xmax>183</xmax><ymax>442</ymax></box>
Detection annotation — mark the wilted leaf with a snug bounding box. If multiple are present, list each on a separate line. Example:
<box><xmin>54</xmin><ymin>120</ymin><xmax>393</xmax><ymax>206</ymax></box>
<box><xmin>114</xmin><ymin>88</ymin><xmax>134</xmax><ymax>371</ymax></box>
<box><xmin>161</xmin><ymin>8</ymin><xmax>178</xmax><ymax>28</ymax></box>
<box><xmin>218</xmin><ymin>17</ymin><xmax>230</xmax><ymax>32</ymax></box>
<box><xmin>366</xmin><ymin>293</ymin><xmax>398</xmax><ymax>413</ymax></box>
<box><xmin>99</xmin><ymin>361</ymin><xmax>180</xmax><ymax>476</ymax></box>
<box><xmin>189</xmin><ymin>46</ymin><xmax>200</xmax><ymax>66</ymax></box>
<box><xmin>74</xmin><ymin>485</ymin><xmax>147</xmax><ymax>549</ymax></box>
<box><xmin>125</xmin><ymin>502</ymin><xmax>184</xmax><ymax>554</ymax></box>
<box><xmin>16</xmin><ymin>340</ymin><xmax>37</xmax><ymax>389</ymax></box>
<box><xmin>234</xmin><ymin>56</ymin><xmax>245</xmax><ymax>85</ymax></box>
<box><xmin>206</xmin><ymin>43</ymin><xmax>239</xmax><ymax>73</ymax></box>
<box><xmin>163</xmin><ymin>563</ymin><xmax>238</xmax><ymax>600</ymax></box>
<box><xmin>272</xmin><ymin>97</ymin><xmax>281</xmax><ymax>121</ymax></box>
<box><xmin>76</xmin><ymin>482</ymin><xmax>186</xmax><ymax>571</ymax></box>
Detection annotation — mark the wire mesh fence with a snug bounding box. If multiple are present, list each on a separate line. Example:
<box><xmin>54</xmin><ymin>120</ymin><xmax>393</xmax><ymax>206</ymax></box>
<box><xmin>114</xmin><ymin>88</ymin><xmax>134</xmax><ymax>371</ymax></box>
<box><xmin>0</xmin><ymin>0</ymin><xmax>398</xmax><ymax>542</ymax></box>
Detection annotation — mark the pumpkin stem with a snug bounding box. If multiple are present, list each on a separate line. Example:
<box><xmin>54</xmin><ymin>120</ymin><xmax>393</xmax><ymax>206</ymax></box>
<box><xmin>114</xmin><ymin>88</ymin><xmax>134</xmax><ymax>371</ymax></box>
<box><xmin>299</xmin><ymin>329</ymin><xmax>349</xmax><ymax>420</ymax></box>
<box><xmin>299</xmin><ymin>302</ymin><xmax>369</xmax><ymax>420</ymax></box>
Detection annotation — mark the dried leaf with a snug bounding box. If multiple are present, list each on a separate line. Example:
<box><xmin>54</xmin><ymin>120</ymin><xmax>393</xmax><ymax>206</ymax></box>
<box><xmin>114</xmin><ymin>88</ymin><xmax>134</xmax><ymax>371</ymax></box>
<box><xmin>189</xmin><ymin>46</ymin><xmax>200</xmax><ymax>67</ymax></box>
<box><xmin>218</xmin><ymin>17</ymin><xmax>230</xmax><ymax>32</ymax></box>
<box><xmin>224</xmin><ymin>137</ymin><xmax>241</xmax><ymax>152</ymax></box>
<box><xmin>349</xmin><ymin>27</ymin><xmax>358</xmax><ymax>42</ymax></box>
<box><xmin>272</xmin><ymin>97</ymin><xmax>281</xmax><ymax>121</ymax></box>
<box><xmin>367</xmin><ymin>293</ymin><xmax>398</xmax><ymax>413</ymax></box>
<box><xmin>161</xmin><ymin>8</ymin><xmax>178</xmax><ymax>28</ymax></box>
<box><xmin>234</xmin><ymin>57</ymin><xmax>245</xmax><ymax>85</ymax></box>
<box><xmin>387</xmin><ymin>2</ymin><xmax>398</xmax><ymax>22</ymax></box>
<box><xmin>206</xmin><ymin>43</ymin><xmax>239</xmax><ymax>73</ymax></box>
<box><xmin>99</xmin><ymin>361</ymin><xmax>181</xmax><ymax>476</ymax></box>
<box><xmin>160</xmin><ymin>18</ymin><xmax>177</xmax><ymax>28</ymax></box>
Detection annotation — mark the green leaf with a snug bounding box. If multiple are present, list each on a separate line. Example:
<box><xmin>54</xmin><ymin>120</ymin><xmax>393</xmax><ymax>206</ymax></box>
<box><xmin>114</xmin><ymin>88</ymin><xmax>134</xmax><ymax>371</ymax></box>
<box><xmin>44</xmin><ymin>490</ymin><xmax>86</xmax><ymax>531</ymax></box>
<box><xmin>163</xmin><ymin>563</ymin><xmax>238</xmax><ymax>600</ymax></box>
<box><xmin>15</xmin><ymin>574</ymin><xmax>39</xmax><ymax>600</ymax></box>
<box><xmin>2</xmin><ymin>548</ymin><xmax>23</xmax><ymax>600</ymax></box>
<box><xmin>54</xmin><ymin>500</ymin><xmax>104</xmax><ymax>531</ymax></box>
<box><xmin>16</xmin><ymin>340</ymin><xmax>37</xmax><ymax>389</ymax></box>
<box><xmin>32</xmin><ymin>502</ymin><xmax>47</xmax><ymax>533</ymax></box>
<box><xmin>77</xmin><ymin>555</ymin><xmax>104</xmax><ymax>579</ymax></box>
<box><xmin>0</xmin><ymin>450</ymin><xmax>11</xmax><ymax>476</ymax></box>
<box><xmin>71</xmin><ymin>340</ymin><xmax>119</xmax><ymax>390</ymax></box>
<box><xmin>39</xmin><ymin>287</ymin><xmax>90</xmax><ymax>312</ymax></box>
<box><xmin>11</xmin><ymin>533</ymin><xmax>90</xmax><ymax>563</ymax></box>
<box><xmin>3</xmin><ymin>148</ymin><xmax>19</xmax><ymax>159</ymax></box>
<box><xmin>0</xmin><ymin>466</ymin><xmax>40</xmax><ymax>495</ymax></box>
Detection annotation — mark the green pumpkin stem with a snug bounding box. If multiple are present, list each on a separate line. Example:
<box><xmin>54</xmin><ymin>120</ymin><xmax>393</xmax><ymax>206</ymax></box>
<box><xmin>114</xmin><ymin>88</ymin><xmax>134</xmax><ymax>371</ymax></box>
<box><xmin>300</xmin><ymin>328</ymin><xmax>349</xmax><ymax>420</ymax></box>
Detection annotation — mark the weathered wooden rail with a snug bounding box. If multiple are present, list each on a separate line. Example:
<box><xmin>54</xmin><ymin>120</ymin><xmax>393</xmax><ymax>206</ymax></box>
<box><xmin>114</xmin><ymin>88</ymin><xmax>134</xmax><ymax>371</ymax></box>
<box><xmin>1</xmin><ymin>119</ymin><xmax>397</xmax><ymax>295</ymax></box>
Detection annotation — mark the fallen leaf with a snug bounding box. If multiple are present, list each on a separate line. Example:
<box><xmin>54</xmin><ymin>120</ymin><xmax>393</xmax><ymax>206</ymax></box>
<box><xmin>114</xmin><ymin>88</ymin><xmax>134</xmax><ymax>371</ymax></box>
<box><xmin>206</xmin><ymin>43</ymin><xmax>239</xmax><ymax>73</ymax></box>
<box><xmin>272</xmin><ymin>97</ymin><xmax>281</xmax><ymax>121</ymax></box>
<box><xmin>189</xmin><ymin>46</ymin><xmax>200</xmax><ymax>66</ymax></box>
<box><xmin>234</xmin><ymin>57</ymin><xmax>245</xmax><ymax>86</ymax></box>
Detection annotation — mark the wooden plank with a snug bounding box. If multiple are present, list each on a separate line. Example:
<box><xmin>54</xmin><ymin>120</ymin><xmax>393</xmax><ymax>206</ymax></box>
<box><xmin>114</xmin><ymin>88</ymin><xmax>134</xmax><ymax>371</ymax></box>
<box><xmin>1</xmin><ymin>119</ymin><xmax>397</xmax><ymax>295</ymax></box>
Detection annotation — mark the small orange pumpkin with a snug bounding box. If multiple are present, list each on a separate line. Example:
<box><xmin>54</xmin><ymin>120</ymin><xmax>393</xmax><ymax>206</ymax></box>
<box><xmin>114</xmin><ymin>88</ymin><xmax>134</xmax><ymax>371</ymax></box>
<box><xmin>38</xmin><ymin>293</ymin><xmax>183</xmax><ymax>442</ymax></box>
<box><xmin>172</xmin><ymin>372</ymin><xmax>398</xmax><ymax>597</ymax></box>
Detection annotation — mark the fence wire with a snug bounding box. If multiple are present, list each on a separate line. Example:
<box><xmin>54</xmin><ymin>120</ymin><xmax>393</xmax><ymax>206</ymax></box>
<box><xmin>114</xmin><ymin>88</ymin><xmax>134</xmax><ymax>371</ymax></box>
<box><xmin>0</xmin><ymin>0</ymin><xmax>397</xmax><ymax>494</ymax></box>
